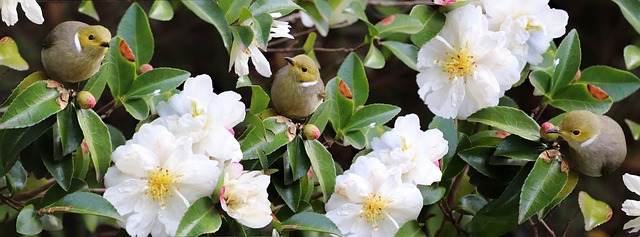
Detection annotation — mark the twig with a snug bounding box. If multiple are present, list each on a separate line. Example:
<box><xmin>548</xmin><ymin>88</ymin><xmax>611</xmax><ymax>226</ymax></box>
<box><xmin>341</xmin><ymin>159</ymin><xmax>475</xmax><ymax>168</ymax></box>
<box><xmin>531</xmin><ymin>102</ymin><xmax>548</xmax><ymax>122</ymax></box>
<box><xmin>561</xmin><ymin>210</ymin><xmax>579</xmax><ymax>237</ymax></box>
<box><xmin>368</xmin><ymin>0</ymin><xmax>436</xmax><ymax>6</ymax></box>
<box><xmin>529</xmin><ymin>219</ymin><xmax>539</xmax><ymax>237</ymax></box>
<box><xmin>11</xmin><ymin>179</ymin><xmax>56</xmax><ymax>201</ymax></box>
<box><xmin>95</xmin><ymin>99</ymin><xmax>116</xmax><ymax>114</ymax></box>
<box><xmin>267</xmin><ymin>42</ymin><xmax>366</xmax><ymax>53</ymax></box>
<box><xmin>0</xmin><ymin>195</ymin><xmax>24</xmax><ymax>211</ymax></box>
<box><xmin>437</xmin><ymin>200</ymin><xmax>468</xmax><ymax>235</ymax></box>
<box><xmin>276</xmin><ymin>12</ymin><xmax>301</xmax><ymax>23</ymax></box>
<box><xmin>268</xmin><ymin>28</ymin><xmax>317</xmax><ymax>48</ymax></box>
<box><xmin>537</xmin><ymin>216</ymin><xmax>556</xmax><ymax>237</ymax></box>
<box><xmin>447</xmin><ymin>166</ymin><xmax>467</xmax><ymax>205</ymax></box>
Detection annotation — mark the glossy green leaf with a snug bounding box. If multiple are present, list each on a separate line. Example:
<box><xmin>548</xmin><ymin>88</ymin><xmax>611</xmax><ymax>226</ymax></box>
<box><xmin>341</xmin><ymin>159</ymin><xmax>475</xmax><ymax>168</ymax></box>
<box><xmin>518</xmin><ymin>158</ymin><xmax>567</xmax><ymax>224</ymax></box>
<box><xmin>381</xmin><ymin>41</ymin><xmax>419</xmax><ymax>71</ymax></box>
<box><xmin>45</xmin><ymin>192</ymin><xmax>122</xmax><ymax>221</ymax></box>
<box><xmin>613</xmin><ymin>0</ymin><xmax>640</xmax><ymax>35</ymax></box>
<box><xmin>249</xmin><ymin>0</ymin><xmax>301</xmax><ymax>16</ymax></box>
<box><xmin>274</xmin><ymin>174</ymin><xmax>303</xmax><ymax>211</ymax></box>
<box><xmin>40</xmin><ymin>214</ymin><xmax>62</xmax><ymax>231</ymax></box>
<box><xmin>409</xmin><ymin>5</ymin><xmax>445</xmax><ymax>47</ymax></box>
<box><xmin>326</xmin><ymin>78</ymin><xmax>354</xmax><ymax>133</ymax></box>
<box><xmin>624</xmin><ymin>45</ymin><xmax>640</xmax><ymax>70</ymax></box>
<box><xmin>499</xmin><ymin>96</ymin><xmax>519</xmax><ymax>109</ymax></box>
<box><xmin>40</xmin><ymin>179</ymin><xmax>89</xmax><ymax>207</ymax></box>
<box><xmin>253</xmin><ymin>13</ymin><xmax>273</xmax><ymax>49</ymax></box>
<box><xmin>176</xmin><ymin>197</ymin><xmax>222</xmax><ymax>236</ymax></box>
<box><xmin>551</xmin><ymin>29</ymin><xmax>581</xmax><ymax>94</ymax></box>
<box><xmin>343</xmin><ymin>1</ymin><xmax>378</xmax><ymax>36</ymax></box>
<box><xmin>125</xmin><ymin>68</ymin><xmax>190</xmax><ymax>98</ymax></box>
<box><xmin>181</xmin><ymin>0</ymin><xmax>233</xmax><ymax>52</ymax></box>
<box><xmin>308</xmin><ymin>101</ymin><xmax>331</xmax><ymax>133</ymax></box>
<box><xmin>574</xmin><ymin>65</ymin><xmax>640</xmax><ymax>102</ymax></box>
<box><xmin>249</xmin><ymin>85</ymin><xmax>270</xmax><ymax>114</ymax></box>
<box><xmin>108</xmin><ymin>124</ymin><xmax>126</xmax><ymax>149</ymax></box>
<box><xmin>42</xmin><ymin>146</ymin><xmax>74</xmax><ymax>191</ymax></box>
<box><xmin>123</xmin><ymin>98</ymin><xmax>150</xmax><ymax>120</ymax></box>
<box><xmin>578</xmin><ymin>191</ymin><xmax>612</xmax><ymax>231</ymax></box>
<box><xmin>16</xmin><ymin>205</ymin><xmax>42</xmax><ymax>235</ymax></box>
<box><xmin>626</xmin><ymin>119</ymin><xmax>640</xmax><ymax>140</ymax></box>
<box><xmin>467</xmin><ymin>106</ymin><xmax>540</xmax><ymax>141</ymax></box>
<box><xmin>540</xmin><ymin>170</ymin><xmax>578</xmax><ymax>218</ymax></box>
<box><xmin>83</xmin><ymin>63</ymin><xmax>109</xmax><ymax>102</ymax></box>
<box><xmin>395</xmin><ymin>220</ymin><xmax>425</xmax><ymax>237</ymax></box>
<box><xmin>281</xmin><ymin>212</ymin><xmax>341</xmax><ymax>235</ymax></box>
<box><xmin>468</xmin><ymin>166</ymin><xmax>529</xmax><ymax>236</ymax></box>
<box><xmin>418</xmin><ymin>185</ymin><xmax>445</xmax><ymax>205</ymax></box>
<box><xmin>6</xmin><ymin>162</ymin><xmax>27</xmax><ymax>193</ymax></box>
<box><xmin>548</xmin><ymin>84</ymin><xmax>612</xmax><ymax>114</ymax></box>
<box><xmin>231</xmin><ymin>25</ymin><xmax>255</xmax><ymax>49</ymax></box>
<box><xmin>240</xmin><ymin>117</ymin><xmax>291</xmax><ymax>160</ymax></box>
<box><xmin>375</xmin><ymin>14</ymin><xmax>423</xmax><ymax>39</ymax></box>
<box><xmin>304</xmin><ymin>140</ymin><xmax>336</xmax><ymax>202</ymax></box>
<box><xmin>442</xmin><ymin>132</ymin><xmax>470</xmax><ymax>181</ymax></box>
<box><xmin>298</xmin><ymin>0</ymin><xmax>331</xmax><ymax>36</ymax></box>
<box><xmin>219</xmin><ymin>0</ymin><xmax>251</xmax><ymax>23</ymax></box>
<box><xmin>494</xmin><ymin>135</ymin><xmax>545</xmax><ymax>161</ymax></box>
<box><xmin>529</xmin><ymin>70</ymin><xmax>552</xmax><ymax>96</ymax></box>
<box><xmin>0</xmin><ymin>117</ymin><xmax>54</xmax><ymax>176</ymax></box>
<box><xmin>0</xmin><ymin>71</ymin><xmax>46</xmax><ymax>109</ymax></box>
<box><xmin>345</xmin><ymin>104</ymin><xmax>400</xmax><ymax>132</ymax></box>
<box><xmin>429</xmin><ymin>116</ymin><xmax>458</xmax><ymax>166</ymax></box>
<box><xmin>117</xmin><ymin>3</ymin><xmax>154</xmax><ymax>66</ymax></box>
<box><xmin>0</xmin><ymin>80</ymin><xmax>64</xmax><ymax>129</ymax></box>
<box><xmin>105</xmin><ymin>37</ymin><xmax>136</xmax><ymax>101</ymax></box>
<box><xmin>72</xmin><ymin>145</ymin><xmax>90</xmax><ymax>179</ymax></box>
<box><xmin>149</xmin><ymin>0</ymin><xmax>174</xmax><ymax>21</ymax></box>
<box><xmin>0</xmin><ymin>36</ymin><xmax>28</xmax><ymax>71</ymax></box>
<box><xmin>56</xmin><ymin>105</ymin><xmax>82</xmax><ymax>155</ymax></box>
<box><xmin>456</xmin><ymin>194</ymin><xmax>488</xmax><ymax>215</ymax></box>
<box><xmin>344</xmin><ymin>130</ymin><xmax>366</xmax><ymax>149</ymax></box>
<box><xmin>77</xmin><ymin>109</ymin><xmax>112</xmax><ymax>181</ymax></box>
<box><xmin>338</xmin><ymin>53</ymin><xmax>369</xmax><ymax>107</ymax></box>
<box><xmin>287</xmin><ymin>136</ymin><xmax>311</xmax><ymax>182</ymax></box>
<box><xmin>78</xmin><ymin>0</ymin><xmax>99</xmax><ymax>21</ymax></box>
<box><xmin>459</xmin><ymin>146</ymin><xmax>503</xmax><ymax>180</ymax></box>
<box><xmin>364</xmin><ymin>43</ymin><xmax>385</xmax><ymax>69</ymax></box>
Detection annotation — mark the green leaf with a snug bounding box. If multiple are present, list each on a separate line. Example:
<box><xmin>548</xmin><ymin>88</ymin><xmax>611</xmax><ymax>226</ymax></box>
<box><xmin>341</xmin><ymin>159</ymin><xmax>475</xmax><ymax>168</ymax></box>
<box><xmin>529</xmin><ymin>70</ymin><xmax>552</xmax><ymax>96</ymax></box>
<box><xmin>418</xmin><ymin>185</ymin><xmax>445</xmax><ymax>205</ymax></box>
<box><xmin>344</xmin><ymin>130</ymin><xmax>366</xmax><ymax>149</ymax></box>
<box><xmin>149</xmin><ymin>0</ymin><xmax>174</xmax><ymax>21</ymax></box>
<box><xmin>442</xmin><ymin>132</ymin><xmax>470</xmax><ymax>181</ymax></box>
<box><xmin>345</xmin><ymin>104</ymin><xmax>400</xmax><ymax>132</ymax></box>
<box><xmin>78</xmin><ymin>0</ymin><xmax>99</xmax><ymax>21</ymax></box>
<box><xmin>578</xmin><ymin>191</ymin><xmax>612</xmax><ymax>231</ymax></box>
<box><xmin>298</xmin><ymin>1</ymin><xmax>331</xmax><ymax>36</ymax></box>
<box><xmin>540</xmin><ymin>171</ymin><xmax>578</xmax><ymax>218</ymax></box>
<box><xmin>0</xmin><ymin>118</ymin><xmax>54</xmax><ymax>176</ymax></box>
<box><xmin>624</xmin><ymin>45</ymin><xmax>640</xmax><ymax>70</ymax></box>
<box><xmin>176</xmin><ymin>197</ymin><xmax>221</xmax><ymax>236</ymax></box>
<box><xmin>240</xmin><ymin>117</ymin><xmax>291</xmax><ymax>160</ymax></box>
<box><xmin>249</xmin><ymin>85</ymin><xmax>270</xmax><ymax>114</ymax></box>
<box><xmin>231</xmin><ymin>25</ymin><xmax>255</xmax><ymax>49</ymax></box>
<box><xmin>42</xmin><ymin>146</ymin><xmax>74</xmax><ymax>191</ymax></box>
<box><xmin>281</xmin><ymin>212</ymin><xmax>341</xmax><ymax>235</ymax></box>
<box><xmin>493</xmin><ymin>135</ymin><xmax>545</xmax><ymax>161</ymax></box>
<box><xmin>326</xmin><ymin>78</ymin><xmax>354</xmax><ymax>134</ymax></box>
<box><xmin>105</xmin><ymin>37</ymin><xmax>136</xmax><ymax>101</ymax></box>
<box><xmin>249</xmin><ymin>0</ymin><xmax>301</xmax><ymax>16</ymax></box>
<box><xmin>108</xmin><ymin>124</ymin><xmax>126</xmax><ymax>149</ymax></box>
<box><xmin>117</xmin><ymin>3</ymin><xmax>154</xmax><ymax>66</ymax></box>
<box><xmin>77</xmin><ymin>109</ymin><xmax>112</xmax><ymax>181</ymax></box>
<box><xmin>123</xmin><ymin>98</ymin><xmax>150</xmax><ymax>120</ymax></box>
<box><xmin>459</xmin><ymin>147</ymin><xmax>503</xmax><ymax>180</ymax></box>
<box><xmin>219</xmin><ymin>0</ymin><xmax>251</xmax><ymax>23</ymax></box>
<box><xmin>0</xmin><ymin>71</ymin><xmax>46</xmax><ymax>110</ymax></box>
<box><xmin>83</xmin><ymin>63</ymin><xmax>109</xmax><ymax>102</ymax></box>
<box><xmin>304</xmin><ymin>140</ymin><xmax>336</xmax><ymax>202</ymax></box>
<box><xmin>287</xmin><ymin>136</ymin><xmax>311</xmax><ymax>182</ymax></box>
<box><xmin>626</xmin><ymin>119</ymin><xmax>640</xmax><ymax>140</ymax></box>
<box><xmin>518</xmin><ymin>159</ymin><xmax>567</xmax><ymax>224</ymax></box>
<box><xmin>468</xmin><ymin>166</ymin><xmax>530</xmax><ymax>236</ymax></box>
<box><xmin>409</xmin><ymin>5</ymin><xmax>445</xmax><ymax>47</ymax></box>
<box><xmin>467</xmin><ymin>106</ymin><xmax>540</xmax><ymax>141</ymax></box>
<box><xmin>252</xmin><ymin>13</ymin><xmax>274</xmax><ymax>49</ymax></box>
<box><xmin>40</xmin><ymin>179</ymin><xmax>89</xmax><ymax>207</ymax></box>
<box><xmin>56</xmin><ymin>105</ymin><xmax>82</xmax><ymax>155</ymax></box>
<box><xmin>381</xmin><ymin>41</ymin><xmax>419</xmax><ymax>71</ymax></box>
<box><xmin>551</xmin><ymin>29</ymin><xmax>581</xmax><ymax>94</ymax></box>
<box><xmin>0</xmin><ymin>80</ymin><xmax>64</xmax><ymax>129</ymax></box>
<box><xmin>548</xmin><ymin>84</ymin><xmax>612</xmax><ymax>114</ymax></box>
<box><xmin>0</xmin><ymin>36</ymin><xmax>28</xmax><ymax>71</ymax></box>
<box><xmin>45</xmin><ymin>192</ymin><xmax>122</xmax><ymax>221</ymax></box>
<box><xmin>274</xmin><ymin>173</ymin><xmax>303</xmax><ymax>211</ymax></box>
<box><xmin>125</xmin><ymin>68</ymin><xmax>190</xmax><ymax>98</ymax></box>
<box><xmin>6</xmin><ymin>162</ymin><xmax>27</xmax><ymax>193</ymax></box>
<box><xmin>613</xmin><ymin>0</ymin><xmax>640</xmax><ymax>35</ymax></box>
<box><xmin>364</xmin><ymin>43</ymin><xmax>385</xmax><ymax>69</ymax></box>
<box><xmin>395</xmin><ymin>220</ymin><xmax>425</xmax><ymax>237</ymax></box>
<box><xmin>16</xmin><ymin>205</ymin><xmax>42</xmax><ymax>235</ymax></box>
<box><xmin>428</xmin><ymin>116</ymin><xmax>457</xmax><ymax>167</ymax></box>
<box><xmin>375</xmin><ymin>14</ymin><xmax>423</xmax><ymax>39</ymax></box>
<box><xmin>338</xmin><ymin>53</ymin><xmax>368</xmax><ymax>107</ymax></box>
<box><xmin>181</xmin><ymin>0</ymin><xmax>233</xmax><ymax>52</ymax></box>
<box><xmin>456</xmin><ymin>194</ymin><xmax>488</xmax><ymax>215</ymax></box>
<box><xmin>574</xmin><ymin>65</ymin><xmax>640</xmax><ymax>102</ymax></box>
<box><xmin>308</xmin><ymin>101</ymin><xmax>331</xmax><ymax>133</ymax></box>
<box><xmin>343</xmin><ymin>1</ymin><xmax>378</xmax><ymax>36</ymax></box>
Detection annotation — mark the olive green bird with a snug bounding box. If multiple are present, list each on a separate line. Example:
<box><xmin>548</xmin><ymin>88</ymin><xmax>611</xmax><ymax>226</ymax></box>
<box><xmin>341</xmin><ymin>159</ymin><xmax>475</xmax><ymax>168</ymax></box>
<box><xmin>42</xmin><ymin>21</ymin><xmax>111</xmax><ymax>83</ymax></box>
<box><xmin>546</xmin><ymin>110</ymin><xmax>627</xmax><ymax>177</ymax></box>
<box><xmin>271</xmin><ymin>54</ymin><xmax>325</xmax><ymax>119</ymax></box>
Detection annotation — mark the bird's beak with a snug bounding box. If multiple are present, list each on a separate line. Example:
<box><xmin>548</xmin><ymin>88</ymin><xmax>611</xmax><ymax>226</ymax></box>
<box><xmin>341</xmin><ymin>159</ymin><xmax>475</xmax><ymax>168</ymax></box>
<box><xmin>100</xmin><ymin>42</ymin><xmax>110</xmax><ymax>48</ymax></box>
<box><xmin>546</xmin><ymin>126</ymin><xmax>560</xmax><ymax>134</ymax></box>
<box><xmin>284</xmin><ymin>57</ymin><xmax>294</xmax><ymax>65</ymax></box>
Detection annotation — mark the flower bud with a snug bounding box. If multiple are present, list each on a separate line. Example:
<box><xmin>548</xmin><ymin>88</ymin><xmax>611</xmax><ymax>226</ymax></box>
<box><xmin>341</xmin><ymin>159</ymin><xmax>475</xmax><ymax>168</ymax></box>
<box><xmin>76</xmin><ymin>91</ymin><xmax>96</xmax><ymax>109</ymax></box>
<box><xmin>137</xmin><ymin>64</ymin><xmax>153</xmax><ymax>74</ymax></box>
<box><xmin>303</xmin><ymin>124</ymin><xmax>321</xmax><ymax>140</ymax></box>
<box><xmin>540</xmin><ymin>122</ymin><xmax>559</xmax><ymax>142</ymax></box>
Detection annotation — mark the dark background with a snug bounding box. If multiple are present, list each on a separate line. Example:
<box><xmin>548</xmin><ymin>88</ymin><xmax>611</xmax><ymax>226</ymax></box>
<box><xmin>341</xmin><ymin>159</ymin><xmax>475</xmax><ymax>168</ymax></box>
<box><xmin>1</xmin><ymin>0</ymin><xmax>639</xmax><ymax>236</ymax></box>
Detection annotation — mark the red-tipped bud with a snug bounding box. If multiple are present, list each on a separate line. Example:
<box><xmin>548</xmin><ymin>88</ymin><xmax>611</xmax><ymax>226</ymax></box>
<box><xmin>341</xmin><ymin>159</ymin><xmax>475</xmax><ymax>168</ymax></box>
<box><xmin>138</xmin><ymin>64</ymin><xmax>153</xmax><ymax>74</ymax></box>
<box><xmin>303</xmin><ymin>124</ymin><xmax>321</xmax><ymax>140</ymax></box>
<box><xmin>76</xmin><ymin>91</ymin><xmax>96</xmax><ymax>109</ymax></box>
<box><xmin>540</xmin><ymin>122</ymin><xmax>560</xmax><ymax>142</ymax></box>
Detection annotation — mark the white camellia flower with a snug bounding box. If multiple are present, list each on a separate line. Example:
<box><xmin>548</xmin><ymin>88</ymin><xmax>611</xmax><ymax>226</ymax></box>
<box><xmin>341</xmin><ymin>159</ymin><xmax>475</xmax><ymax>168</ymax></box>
<box><xmin>1</xmin><ymin>0</ymin><xmax>43</xmax><ymax>26</ymax></box>
<box><xmin>622</xmin><ymin>173</ymin><xmax>640</xmax><ymax>233</ymax></box>
<box><xmin>153</xmin><ymin>74</ymin><xmax>245</xmax><ymax>165</ymax></box>
<box><xmin>103</xmin><ymin>124</ymin><xmax>221</xmax><ymax>237</ymax></box>
<box><xmin>220</xmin><ymin>162</ymin><xmax>273</xmax><ymax>229</ymax></box>
<box><xmin>482</xmin><ymin>0</ymin><xmax>568</xmax><ymax>68</ymax></box>
<box><xmin>369</xmin><ymin>114</ymin><xmax>448</xmax><ymax>185</ymax></box>
<box><xmin>325</xmin><ymin>156</ymin><xmax>423</xmax><ymax>237</ymax></box>
<box><xmin>416</xmin><ymin>4</ymin><xmax>520</xmax><ymax>119</ymax></box>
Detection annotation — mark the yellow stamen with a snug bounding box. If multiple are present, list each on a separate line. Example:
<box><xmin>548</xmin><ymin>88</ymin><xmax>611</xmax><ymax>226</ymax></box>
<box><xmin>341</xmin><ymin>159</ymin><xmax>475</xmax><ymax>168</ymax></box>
<box><xmin>360</xmin><ymin>193</ymin><xmax>391</xmax><ymax>229</ymax></box>
<box><xmin>145</xmin><ymin>167</ymin><xmax>181</xmax><ymax>208</ymax></box>
<box><xmin>441</xmin><ymin>42</ymin><xmax>476</xmax><ymax>80</ymax></box>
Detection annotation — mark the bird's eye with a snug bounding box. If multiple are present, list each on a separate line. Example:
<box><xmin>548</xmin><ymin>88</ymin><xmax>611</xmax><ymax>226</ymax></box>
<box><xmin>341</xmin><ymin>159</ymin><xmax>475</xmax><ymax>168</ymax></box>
<box><xmin>301</xmin><ymin>67</ymin><xmax>308</xmax><ymax>72</ymax></box>
<box><xmin>88</xmin><ymin>34</ymin><xmax>95</xmax><ymax>40</ymax></box>
<box><xmin>572</xmin><ymin>130</ymin><xmax>580</xmax><ymax>135</ymax></box>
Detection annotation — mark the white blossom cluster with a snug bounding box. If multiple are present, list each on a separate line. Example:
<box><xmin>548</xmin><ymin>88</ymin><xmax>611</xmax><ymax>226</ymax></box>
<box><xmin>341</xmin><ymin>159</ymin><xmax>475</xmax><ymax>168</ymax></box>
<box><xmin>0</xmin><ymin>0</ymin><xmax>43</xmax><ymax>26</ymax></box>
<box><xmin>103</xmin><ymin>75</ymin><xmax>273</xmax><ymax>236</ymax></box>
<box><xmin>416</xmin><ymin>0</ymin><xmax>568</xmax><ymax>119</ymax></box>
<box><xmin>325</xmin><ymin>114</ymin><xmax>449</xmax><ymax>237</ymax></box>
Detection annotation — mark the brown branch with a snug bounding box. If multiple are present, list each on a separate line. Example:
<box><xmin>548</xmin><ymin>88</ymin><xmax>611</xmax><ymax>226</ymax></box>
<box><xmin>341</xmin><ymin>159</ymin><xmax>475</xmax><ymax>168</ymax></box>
<box><xmin>437</xmin><ymin>200</ymin><xmax>468</xmax><ymax>235</ymax></box>
<box><xmin>266</xmin><ymin>42</ymin><xmax>366</xmax><ymax>53</ymax></box>
<box><xmin>11</xmin><ymin>179</ymin><xmax>56</xmax><ymax>201</ymax></box>
<box><xmin>561</xmin><ymin>210</ymin><xmax>579</xmax><ymax>237</ymax></box>
<box><xmin>95</xmin><ymin>99</ymin><xmax>115</xmax><ymax>114</ymax></box>
<box><xmin>0</xmin><ymin>195</ymin><xmax>24</xmax><ymax>211</ymax></box>
<box><xmin>537</xmin><ymin>216</ymin><xmax>556</xmax><ymax>237</ymax></box>
<box><xmin>268</xmin><ymin>28</ymin><xmax>317</xmax><ymax>48</ymax></box>
<box><xmin>531</xmin><ymin>102</ymin><xmax>548</xmax><ymax>122</ymax></box>
<box><xmin>368</xmin><ymin>0</ymin><xmax>436</xmax><ymax>6</ymax></box>
<box><xmin>529</xmin><ymin>219</ymin><xmax>539</xmax><ymax>237</ymax></box>
<box><xmin>37</xmin><ymin>206</ymin><xmax>73</xmax><ymax>216</ymax></box>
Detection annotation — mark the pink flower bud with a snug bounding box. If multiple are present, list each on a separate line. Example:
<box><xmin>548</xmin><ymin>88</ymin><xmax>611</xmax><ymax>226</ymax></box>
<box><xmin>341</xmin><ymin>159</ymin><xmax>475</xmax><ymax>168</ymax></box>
<box><xmin>303</xmin><ymin>124</ymin><xmax>321</xmax><ymax>140</ymax></box>
<box><xmin>540</xmin><ymin>122</ymin><xmax>554</xmax><ymax>132</ymax></box>
<box><xmin>76</xmin><ymin>91</ymin><xmax>96</xmax><ymax>109</ymax></box>
<box><xmin>138</xmin><ymin>64</ymin><xmax>153</xmax><ymax>74</ymax></box>
<box><xmin>229</xmin><ymin>128</ymin><xmax>235</xmax><ymax>136</ymax></box>
<box><xmin>434</xmin><ymin>0</ymin><xmax>456</xmax><ymax>6</ymax></box>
